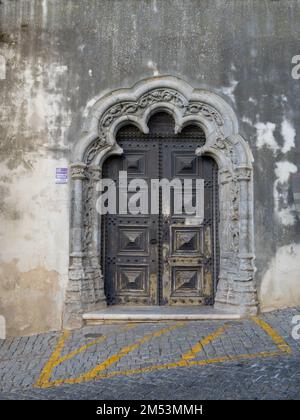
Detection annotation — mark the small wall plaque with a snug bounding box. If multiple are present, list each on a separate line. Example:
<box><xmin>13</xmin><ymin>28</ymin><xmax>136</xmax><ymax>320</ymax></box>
<box><xmin>55</xmin><ymin>167</ymin><xmax>68</xmax><ymax>184</ymax></box>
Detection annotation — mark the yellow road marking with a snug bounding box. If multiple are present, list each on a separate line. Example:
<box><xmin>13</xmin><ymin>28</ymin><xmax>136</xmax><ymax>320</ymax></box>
<box><xmin>53</xmin><ymin>335</ymin><xmax>108</xmax><ymax>367</ymax></box>
<box><xmin>181</xmin><ymin>325</ymin><xmax>228</xmax><ymax>360</ymax></box>
<box><xmin>35</xmin><ymin>330</ymin><xmax>70</xmax><ymax>387</ymax></box>
<box><xmin>54</xmin><ymin>324</ymin><xmax>138</xmax><ymax>366</ymax></box>
<box><xmin>251</xmin><ymin>317</ymin><xmax>292</xmax><ymax>354</ymax></box>
<box><xmin>93</xmin><ymin>349</ymin><xmax>281</xmax><ymax>380</ymax></box>
<box><xmin>47</xmin><ymin>323</ymin><xmax>184</xmax><ymax>386</ymax></box>
<box><xmin>36</xmin><ymin>317</ymin><xmax>292</xmax><ymax>388</ymax></box>
<box><xmin>35</xmin><ymin>323</ymin><xmax>136</xmax><ymax>388</ymax></box>
<box><xmin>36</xmin><ymin>323</ymin><xmax>184</xmax><ymax>388</ymax></box>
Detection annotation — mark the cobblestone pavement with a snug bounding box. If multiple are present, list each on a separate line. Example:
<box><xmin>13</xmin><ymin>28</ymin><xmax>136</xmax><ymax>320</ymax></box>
<box><xmin>1</xmin><ymin>307</ymin><xmax>300</xmax><ymax>400</ymax></box>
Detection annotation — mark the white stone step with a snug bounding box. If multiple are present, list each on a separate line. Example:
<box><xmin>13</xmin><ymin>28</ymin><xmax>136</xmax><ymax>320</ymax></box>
<box><xmin>83</xmin><ymin>305</ymin><xmax>243</xmax><ymax>324</ymax></box>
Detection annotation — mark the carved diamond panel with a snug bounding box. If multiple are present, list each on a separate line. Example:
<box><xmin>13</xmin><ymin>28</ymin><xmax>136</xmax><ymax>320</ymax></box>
<box><xmin>124</xmin><ymin>154</ymin><xmax>145</xmax><ymax>175</ymax></box>
<box><xmin>119</xmin><ymin>227</ymin><xmax>148</xmax><ymax>253</ymax></box>
<box><xmin>174</xmin><ymin>154</ymin><xmax>197</xmax><ymax>176</ymax></box>
<box><xmin>172</xmin><ymin>228</ymin><xmax>200</xmax><ymax>254</ymax></box>
<box><xmin>171</xmin><ymin>267</ymin><xmax>202</xmax><ymax>296</ymax></box>
<box><xmin>116</xmin><ymin>265</ymin><xmax>148</xmax><ymax>295</ymax></box>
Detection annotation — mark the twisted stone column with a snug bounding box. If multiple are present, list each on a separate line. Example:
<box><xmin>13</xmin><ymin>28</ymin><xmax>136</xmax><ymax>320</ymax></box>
<box><xmin>86</xmin><ymin>166</ymin><xmax>106</xmax><ymax>308</ymax></box>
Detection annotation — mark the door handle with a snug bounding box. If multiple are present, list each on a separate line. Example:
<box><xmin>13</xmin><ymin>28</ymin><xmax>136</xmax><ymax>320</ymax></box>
<box><xmin>150</xmin><ymin>238</ymin><xmax>158</xmax><ymax>245</ymax></box>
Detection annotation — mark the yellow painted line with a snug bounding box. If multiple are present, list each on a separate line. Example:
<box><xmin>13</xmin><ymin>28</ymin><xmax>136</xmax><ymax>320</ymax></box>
<box><xmin>53</xmin><ymin>335</ymin><xmax>108</xmax><ymax>366</ymax></box>
<box><xmin>35</xmin><ymin>323</ymin><xmax>137</xmax><ymax>388</ymax></box>
<box><xmin>93</xmin><ymin>349</ymin><xmax>282</xmax><ymax>380</ymax></box>
<box><xmin>47</xmin><ymin>323</ymin><xmax>184</xmax><ymax>387</ymax></box>
<box><xmin>36</xmin><ymin>316</ymin><xmax>293</xmax><ymax>389</ymax></box>
<box><xmin>35</xmin><ymin>330</ymin><xmax>70</xmax><ymax>388</ymax></box>
<box><xmin>251</xmin><ymin>317</ymin><xmax>292</xmax><ymax>354</ymax></box>
<box><xmin>53</xmin><ymin>324</ymin><xmax>137</xmax><ymax>366</ymax></box>
<box><xmin>181</xmin><ymin>325</ymin><xmax>228</xmax><ymax>360</ymax></box>
<box><xmin>189</xmin><ymin>349</ymin><xmax>281</xmax><ymax>366</ymax></box>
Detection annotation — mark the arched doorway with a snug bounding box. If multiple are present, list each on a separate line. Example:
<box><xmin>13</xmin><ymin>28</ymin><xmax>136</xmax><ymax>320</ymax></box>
<box><xmin>102</xmin><ymin>112</ymin><xmax>219</xmax><ymax>306</ymax></box>
<box><xmin>64</xmin><ymin>76</ymin><xmax>258</xmax><ymax>328</ymax></box>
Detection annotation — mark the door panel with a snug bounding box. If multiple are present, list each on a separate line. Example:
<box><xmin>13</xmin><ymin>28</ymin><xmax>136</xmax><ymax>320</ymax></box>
<box><xmin>102</xmin><ymin>113</ymin><xmax>218</xmax><ymax>306</ymax></box>
<box><xmin>160</xmin><ymin>138</ymin><xmax>217</xmax><ymax>305</ymax></box>
<box><xmin>102</xmin><ymin>139</ymin><xmax>159</xmax><ymax>305</ymax></box>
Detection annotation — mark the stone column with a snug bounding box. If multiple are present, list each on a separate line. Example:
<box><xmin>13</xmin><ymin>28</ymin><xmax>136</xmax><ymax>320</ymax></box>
<box><xmin>214</xmin><ymin>166</ymin><xmax>257</xmax><ymax>315</ymax></box>
<box><xmin>63</xmin><ymin>162</ymin><xmax>87</xmax><ymax>329</ymax></box>
<box><xmin>87</xmin><ymin>166</ymin><xmax>106</xmax><ymax>308</ymax></box>
<box><xmin>71</xmin><ymin>163</ymin><xmax>86</xmax><ymax>256</ymax></box>
<box><xmin>214</xmin><ymin>168</ymin><xmax>233</xmax><ymax>311</ymax></box>
<box><xmin>234</xmin><ymin>165</ymin><xmax>258</xmax><ymax>314</ymax></box>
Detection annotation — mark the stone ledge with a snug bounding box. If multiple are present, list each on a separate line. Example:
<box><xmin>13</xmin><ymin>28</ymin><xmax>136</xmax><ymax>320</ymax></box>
<box><xmin>82</xmin><ymin>305</ymin><xmax>243</xmax><ymax>324</ymax></box>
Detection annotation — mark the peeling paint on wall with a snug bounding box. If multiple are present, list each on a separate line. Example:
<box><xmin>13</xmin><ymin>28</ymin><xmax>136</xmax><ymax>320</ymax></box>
<box><xmin>281</xmin><ymin>119</ymin><xmax>296</xmax><ymax>154</ymax></box>
<box><xmin>0</xmin><ymin>157</ymin><xmax>69</xmax><ymax>336</ymax></box>
<box><xmin>0</xmin><ymin>37</ymin><xmax>71</xmax><ymax>168</ymax></box>
<box><xmin>260</xmin><ymin>243</ymin><xmax>300</xmax><ymax>312</ymax></box>
<box><xmin>220</xmin><ymin>79</ymin><xmax>238</xmax><ymax>104</ymax></box>
<box><xmin>255</xmin><ymin>121</ymin><xmax>279</xmax><ymax>153</ymax></box>
<box><xmin>147</xmin><ymin>60</ymin><xmax>159</xmax><ymax>76</ymax></box>
<box><xmin>0</xmin><ymin>259</ymin><xmax>62</xmax><ymax>337</ymax></box>
<box><xmin>274</xmin><ymin>161</ymin><xmax>298</xmax><ymax>226</ymax></box>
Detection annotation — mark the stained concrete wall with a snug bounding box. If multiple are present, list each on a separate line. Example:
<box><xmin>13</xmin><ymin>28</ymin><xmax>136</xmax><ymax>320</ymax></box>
<box><xmin>0</xmin><ymin>0</ymin><xmax>299</xmax><ymax>336</ymax></box>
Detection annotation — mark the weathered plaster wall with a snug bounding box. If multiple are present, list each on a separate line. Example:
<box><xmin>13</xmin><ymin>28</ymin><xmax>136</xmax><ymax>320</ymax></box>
<box><xmin>0</xmin><ymin>0</ymin><xmax>299</xmax><ymax>335</ymax></box>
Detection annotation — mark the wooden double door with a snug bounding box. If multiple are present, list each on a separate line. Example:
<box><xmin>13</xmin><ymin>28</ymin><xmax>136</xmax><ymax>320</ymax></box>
<box><xmin>102</xmin><ymin>113</ymin><xmax>219</xmax><ymax>306</ymax></box>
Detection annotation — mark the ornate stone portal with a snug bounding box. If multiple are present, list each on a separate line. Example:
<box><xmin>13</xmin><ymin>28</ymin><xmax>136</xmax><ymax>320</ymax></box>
<box><xmin>64</xmin><ymin>76</ymin><xmax>258</xmax><ymax>328</ymax></box>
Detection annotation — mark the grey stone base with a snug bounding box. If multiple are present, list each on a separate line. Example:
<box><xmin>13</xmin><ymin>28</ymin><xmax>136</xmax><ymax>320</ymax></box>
<box><xmin>63</xmin><ymin>267</ymin><xmax>107</xmax><ymax>329</ymax></box>
<box><xmin>214</xmin><ymin>301</ymin><xmax>258</xmax><ymax>316</ymax></box>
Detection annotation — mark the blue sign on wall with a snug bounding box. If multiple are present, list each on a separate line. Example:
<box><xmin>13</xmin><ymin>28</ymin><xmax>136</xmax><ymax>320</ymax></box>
<box><xmin>55</xmin><ymin>168</ymin><xmax>68</xmax><ymax>184</ymax></box>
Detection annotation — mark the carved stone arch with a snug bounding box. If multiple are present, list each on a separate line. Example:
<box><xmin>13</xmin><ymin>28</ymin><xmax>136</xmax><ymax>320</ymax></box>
<box><xmin>64</xmin><ymin>76</ymin><xmax>258</xmax><ymax>328</ymax></box>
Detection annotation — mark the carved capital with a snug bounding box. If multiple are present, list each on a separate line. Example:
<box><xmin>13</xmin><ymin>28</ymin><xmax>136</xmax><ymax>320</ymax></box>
<box><xmin>70</xmin><ymin>162</ymin><xmax>87</xmax><ymax>180</ymax></box>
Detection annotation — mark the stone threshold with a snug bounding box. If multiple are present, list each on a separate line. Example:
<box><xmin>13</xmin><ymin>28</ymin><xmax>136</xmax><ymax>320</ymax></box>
<box><xmin>83</xmin><ymin>305</ymin><xmax>243</xmax><ymax>324</ymax></box>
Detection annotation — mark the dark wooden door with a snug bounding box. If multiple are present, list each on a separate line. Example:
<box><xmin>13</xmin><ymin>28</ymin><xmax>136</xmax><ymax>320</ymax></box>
<box><xmin>160</xmin><ymin>138</ymin><xmax>218</xmax><ymax>305</ymax></box>
<box><xmin>102</xmin><ymin>113</ymin><xmax>218</xmax><ymax>306</ymax></box>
